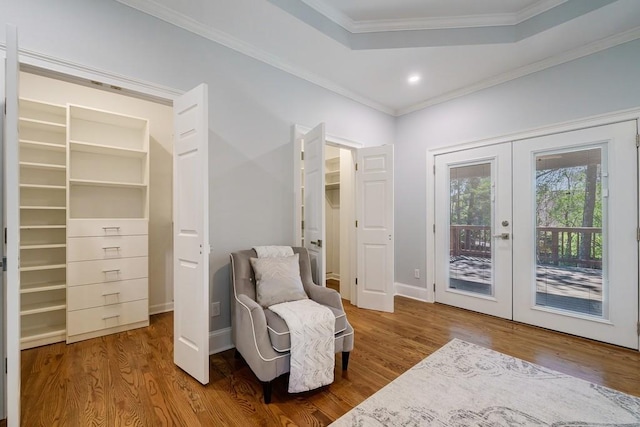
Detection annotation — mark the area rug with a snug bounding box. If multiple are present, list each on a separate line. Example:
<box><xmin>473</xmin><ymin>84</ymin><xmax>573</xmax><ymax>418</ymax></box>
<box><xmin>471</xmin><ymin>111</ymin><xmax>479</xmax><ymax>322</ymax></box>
<box><xmin>331</xmin><ymin>339</ymin><xmax>640</xmax><ymax>426</ymax></box>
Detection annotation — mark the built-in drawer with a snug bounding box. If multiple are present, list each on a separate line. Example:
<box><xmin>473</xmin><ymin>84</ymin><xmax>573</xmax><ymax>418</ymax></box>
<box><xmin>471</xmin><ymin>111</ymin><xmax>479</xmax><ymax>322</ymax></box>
<box><xmin>67</xmin><ymin>299</ymin><xmax>148</xmax><ymax>337</ymax></box>
<box><xmin>67</xmin><ymin>235</ymin><xmax>148</xmax><ymax>262</ymax></box>
<box><xmin>67</xmin><ymin>256</ymin><xmax>148</xmax><ymax>287</ymax></box>
<box><xmin>67</xmin><ymin>219</ymin><xmax>148</xmax><ymax>237</ymax></box>
<box><xmin>67</xmin><ymin>278</ymin><xmax>148</xmax><ymax>311</ymax></box>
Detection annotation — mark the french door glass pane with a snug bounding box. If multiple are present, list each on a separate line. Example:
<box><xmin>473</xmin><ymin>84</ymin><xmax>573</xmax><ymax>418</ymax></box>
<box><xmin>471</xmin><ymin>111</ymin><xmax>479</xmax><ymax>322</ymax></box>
<box><xmin>535</xmin><ymin>148</ymin><xmax>604</xmax><ymax>317</ymax></box>
<box><xmin>449</xmin><ymin>163</ymin><xmax>492</xmax><ymax>295</ymax></box>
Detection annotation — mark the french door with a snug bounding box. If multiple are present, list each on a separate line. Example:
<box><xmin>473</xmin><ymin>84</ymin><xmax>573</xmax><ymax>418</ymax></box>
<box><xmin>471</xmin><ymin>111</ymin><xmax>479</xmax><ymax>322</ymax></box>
<box><xmin>434</xmin><ymin>121</ymin><xmax>639</xmax><ymax>349</ymax></box>
<box><xmin>512</xmin><ymin>122</ymin><xmax>638</xmax><ymax>349</ymax></box>
<box><xmin>434</xmin><ymin>143</ymin><xmax>512</xmax><ymax>320</ymax></box>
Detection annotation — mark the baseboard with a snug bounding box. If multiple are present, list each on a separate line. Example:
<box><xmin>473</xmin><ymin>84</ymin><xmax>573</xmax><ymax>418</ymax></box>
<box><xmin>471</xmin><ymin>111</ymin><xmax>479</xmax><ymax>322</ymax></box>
<box><xmin>210</xmin><ymin>327</ymin><xmax>234</xmax><ymax>354</ymax></box>
<box><xmin>149</xmin><ymin>302</ymin><xmax>174</xmax><ymax>315</ymax></box>
<box><xmin>395</xmin><ymin>282</ymin><xmax>431</xmax><ymax>302</ymax></box>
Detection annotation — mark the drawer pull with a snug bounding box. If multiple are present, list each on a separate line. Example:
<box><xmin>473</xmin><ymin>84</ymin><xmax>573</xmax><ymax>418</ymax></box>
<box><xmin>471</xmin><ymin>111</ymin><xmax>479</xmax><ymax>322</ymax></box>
<box><xmin>101</xmin><ymin>291</ymin><xmax>121</xmax><ymax>297</ymax></box>
<box><xmin>102</xmin><ymin>269</ymin><xmax>121</xmax><ymax>274</ymax></box>
<box><xmin>102</xmin><ymin>314</ymin><xmax>120</xmax><ymax>320</ymax></box>
<box><xmin>102</xmin><ymin>246</ymin><xmax>121</xmax><ymax>251</ymax></box>
<box><xmin>102</xmin><ymin>226</ymin><xmax>121</xmax><ymax>235</ymax></box>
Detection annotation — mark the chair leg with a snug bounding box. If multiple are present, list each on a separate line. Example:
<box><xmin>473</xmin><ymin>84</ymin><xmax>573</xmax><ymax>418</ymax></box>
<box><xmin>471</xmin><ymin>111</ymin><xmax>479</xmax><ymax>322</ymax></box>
<box><xmin>263</xmin><ymin>381</ymin><xmax>272</xmax><ymax>404</ymax></box>
<box><xmin>342</xmin><ymin>351</ymin><xmax>350</xmax><ymax>370</ymax></box>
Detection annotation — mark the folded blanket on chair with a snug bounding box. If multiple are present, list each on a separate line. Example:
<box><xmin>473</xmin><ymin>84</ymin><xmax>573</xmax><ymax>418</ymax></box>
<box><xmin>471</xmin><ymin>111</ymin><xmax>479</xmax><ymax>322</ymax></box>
<box><xmin>268</xmin><ymin>299</ymin><xmax>335</xmax><ymax>393</ymax></box>
<box><xmin>253</xmin><ymin>245</ymin><xmax>294</xmax><ymax>258</ymax></box>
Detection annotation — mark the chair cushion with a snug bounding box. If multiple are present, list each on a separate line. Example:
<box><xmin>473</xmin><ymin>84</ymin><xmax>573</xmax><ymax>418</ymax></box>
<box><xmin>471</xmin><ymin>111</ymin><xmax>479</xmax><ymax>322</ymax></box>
<box><xmin>264</xmin><ymin>304</ymin><xmax>347</xmax><ymax>352</ymax></box>
<box><xmin>250</xmin><ymin>254</ymin><xmax>308</xmax><ymax>307</ymax></box>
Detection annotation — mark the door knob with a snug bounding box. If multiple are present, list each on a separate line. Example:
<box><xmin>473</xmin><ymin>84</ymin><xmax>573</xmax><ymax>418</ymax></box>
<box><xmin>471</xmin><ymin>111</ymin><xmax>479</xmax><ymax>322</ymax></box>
<box><xmin>493</xmin><ymin>233</ymin><xmax>510</xmax><ymax>240</ymax></box>
<box><xmin>310</xmin><ymin>240</ymin><xmax>323</xmax><ymax>247</ymax></box>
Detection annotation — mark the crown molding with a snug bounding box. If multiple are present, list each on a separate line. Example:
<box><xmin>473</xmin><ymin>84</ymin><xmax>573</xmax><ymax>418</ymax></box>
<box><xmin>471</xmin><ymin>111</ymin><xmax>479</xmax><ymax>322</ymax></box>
<box><xmin>397</xmin><ymin>26</ymin><xmax>640</xmax><ymax>116</ymax></box>
<box><xmin>116</xmin><ymin>0</ymin><xmax>394</xmax><ymax>115</ymax></box>
<box><xmin>301</xmin><ymin>0</ymin><xmax>567</xmax><ymax>33</ymax></box>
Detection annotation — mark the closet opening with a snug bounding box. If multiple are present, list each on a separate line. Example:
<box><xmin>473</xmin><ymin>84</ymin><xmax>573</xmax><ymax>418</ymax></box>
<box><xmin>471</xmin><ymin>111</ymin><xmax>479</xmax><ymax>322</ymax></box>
<box><xmin>16</xmin><ymin>67</ymin><xmax>174</xmax><ymax>350</ymax></box>
<box><xmin>324</xmin><ymin>143</ymin><xmax>355</xmax><ymax>301</ymax></box>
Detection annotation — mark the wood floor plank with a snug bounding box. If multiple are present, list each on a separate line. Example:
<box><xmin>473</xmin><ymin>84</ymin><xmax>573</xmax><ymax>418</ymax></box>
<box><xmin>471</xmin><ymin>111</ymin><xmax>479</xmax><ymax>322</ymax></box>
<box><xmin>20</xmin><ymin>297</ymin><xmax>640</xmax><ymax>426</ymax></box>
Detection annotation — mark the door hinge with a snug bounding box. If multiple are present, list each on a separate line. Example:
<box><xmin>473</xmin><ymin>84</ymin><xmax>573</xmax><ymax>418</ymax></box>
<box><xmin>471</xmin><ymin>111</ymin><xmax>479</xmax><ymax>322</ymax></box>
<box><xmin>433</xmin><ymin>224</ymin><xmax>436</xmax><ymax>233</ymax></box>
<box><xmin>4</xmin><ymin>227</ymin><xmax>6</xmax><ymax>244</ymax></box>
<box><xmin>636</xmin><ymin>134</ymin><xmax>639</xmax><ymax>148</ymax></box>
<box><xmin>433</xmin><ymin>164</ymin><xmax>436</xmax><ymax>174</ymax></box>
<box><xmin>355</xmin><ymin>278</ymin><xmax>358</xmax><ymax>285</ymax></box>
<box><xmin>355</xmin><ymin>163</ymin><xmax>358</xmax><ymax>171</ymax></box>
<box><xmin>637</xmin><ymin>227</ymin><xmax>640</xmax><ymax>241</ymax></box>
<box><xmin>5</xmin><ymin>358</ymin><xmax>7</xmax><ymax>374</ymax></box>
<box><xmin>301</xmin><ymin>151</ymin><xmax>304</xmax><ymax>161</ymax></box>
<box><xmin>355</xmin><ymin>220</ymin><xmax>358</xmax><ymax>228</ymax></box>
<box><xmin>433</xmin><ymin>283</ymin><xmax>436</xmax><ymax>292</ymax></box>
<box><xmin>1</xmin><ymin>256</ymin><xmax>6</xmax><ymax>272</ymax></box>
<box><xmin>637</xmin><ymin>321</ymin><xmax>640</xmax><ymax>336</ymax></box>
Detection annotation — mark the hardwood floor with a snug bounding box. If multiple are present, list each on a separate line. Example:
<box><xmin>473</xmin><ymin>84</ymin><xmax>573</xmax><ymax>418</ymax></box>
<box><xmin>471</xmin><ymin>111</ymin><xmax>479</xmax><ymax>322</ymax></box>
<box><xmin>21</xmin><ymin>297</ymin><xmax>640</xmax><ymax>426</ymax></box>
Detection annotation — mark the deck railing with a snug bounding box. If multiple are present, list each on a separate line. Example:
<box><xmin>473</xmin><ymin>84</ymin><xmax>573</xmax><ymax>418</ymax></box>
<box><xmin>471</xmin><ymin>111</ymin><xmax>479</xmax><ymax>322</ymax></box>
<box><xmin>450</xmin><ymin>225</ymin><xmax>602</xmax><ymax>269</ymax></box>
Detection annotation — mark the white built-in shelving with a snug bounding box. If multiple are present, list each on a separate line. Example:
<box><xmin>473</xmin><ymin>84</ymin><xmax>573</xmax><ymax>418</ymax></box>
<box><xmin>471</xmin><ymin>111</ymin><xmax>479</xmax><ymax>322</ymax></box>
<box><xmin>19</xmin><ymin>98</ymin><xmax>68</xmax><ymax>350</ymax></box>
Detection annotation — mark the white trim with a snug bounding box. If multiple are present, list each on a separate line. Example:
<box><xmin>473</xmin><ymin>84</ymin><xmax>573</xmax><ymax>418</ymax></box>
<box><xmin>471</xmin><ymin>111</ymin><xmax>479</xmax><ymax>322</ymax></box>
<box><xmin>426</xmin><ymin>107</ymin><xmax>640</xmax><ymax>310</ymax></box>
<box><xmin>115</xmin><ymin>0</ymin><xmax>394</xmax><ymax>115</ymax></box>
<box><xmin>399</xmin><ymin>27</ymin><xmax>640</xmax><ymax>116</ymax></box>
<box><xmin>149</xmin><ymin>302</ymin><xmax>174</xmax><ymax>315</ymax></box>
<box><xmin>299</xmin><ymin>0</ymin><xmax>354</xmax><ymax>32</ymax></box>
<box><xmin>395</xmin><ymin>282</ymin><xmax>431</xmax><ymax>303</ymax></box>
<box><xmin>302</xmin><ymin>0</ymin><xmax>567</xmax><ymax>33</ymax></box>
<box><xmin>209</xmin><ymin>327</ymin><xmax>234</xmax><ymax>354</ymax></box>
<box><xmin>294</xmin><ymin>124</ymin><xmax>365</xmax><ymax>150</ymax></box>
<box><xmin>18</xmin><ymin>47</ymin><xmax>182</xmax><ymax>102</ymax></box>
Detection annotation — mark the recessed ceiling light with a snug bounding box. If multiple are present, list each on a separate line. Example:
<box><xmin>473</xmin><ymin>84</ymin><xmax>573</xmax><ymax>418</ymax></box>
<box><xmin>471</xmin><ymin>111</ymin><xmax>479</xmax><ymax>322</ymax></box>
<box><xmin>408</xmin><ymin>74</ymin><xmax>421</xmax><ymax>84</ymax></box>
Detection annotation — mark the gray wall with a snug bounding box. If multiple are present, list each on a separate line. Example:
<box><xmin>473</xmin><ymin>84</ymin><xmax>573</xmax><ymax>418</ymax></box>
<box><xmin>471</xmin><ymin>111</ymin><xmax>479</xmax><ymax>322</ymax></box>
<box><xmin>1</xmin><ymin>0</ymin><xmax>395</xmax><ymax>332</ymax></box>
<box><xmin>394</xmin><ymin>39</ymin><xmax>640</xmax><ymax>288</ymax></box>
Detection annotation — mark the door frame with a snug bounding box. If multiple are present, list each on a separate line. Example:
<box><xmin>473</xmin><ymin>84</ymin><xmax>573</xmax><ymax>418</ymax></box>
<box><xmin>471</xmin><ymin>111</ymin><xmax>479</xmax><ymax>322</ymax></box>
<box><xmin>293</xmin><ymin>124</ymin><xmax>362</xmax><ymax>303</ymax></box>
<box><xmin>426</xmin><ymin>109</ymin><xmax>640</xmax><ymax>350</ymax></box>
<box><xmin>1</xmin><ymin>43</ymin><xmax>187</xmax><ymax>426</ymax></box>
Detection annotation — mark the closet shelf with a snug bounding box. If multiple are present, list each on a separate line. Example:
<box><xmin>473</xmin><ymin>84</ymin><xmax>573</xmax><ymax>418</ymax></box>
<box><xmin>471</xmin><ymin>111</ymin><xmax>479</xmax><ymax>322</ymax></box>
<box><xmin>20</xmin><ymin>205</ymin><xmax>66</xmax><ymax>210</ymax></box>
<box><xmin>21</xmin><ymin>282</ymin><xmax>66</xmax><ymax>294</ymax></box>
<box><xmin>20</xmin><ymin>139</ymin><xmax>66</xmax><ymax>152</ymax></box>
<box><xmin>69</xmin><ymin>179</ymin><xmax>146</xmax><ymax>189</ymax></box>
<box><xmin>21</xmin><ymin>300</ymin><xmax>67</xmax><ymax>316</ymax></box>
<box><xmin>326</xmin><ymin>183</ymin><xmax>340</xmax><ymax>190</ymax></box>
<box><xmin>69</xmin><ymin>140</ymin><xmax>147</xmax><ymax>158</ymax></box>
<box><xmin>20</xmin><ymin>243</ymin><xmax>66</xmax><ymax>250</ymax></box>
<box><xmin>20</xmin><ymin>263</ymin><xmax>66</xmax><ymax>272</ymax></box>
<box><xmin>20</xmin><ymin>225</ymin><xmax>66</xmax><ymax>230</ymax></box>
<box><xmin>19</xmin><ymin>117</ymin><xmax>66</xmax><ymax>133</ymax></box>
<box><xmin>20</xmin><ymin>184</ymin><xmax>66</xmax><ymax>190</ymax></box>
<box><xmin>20</xmin><ymin>325</ymin><xmax>66</xmax><ymax>344</ymax></box>
<box><xmin>19</xmin><ymin>161</ymin><xmax>66</xmax><ymax>171</ymax></box>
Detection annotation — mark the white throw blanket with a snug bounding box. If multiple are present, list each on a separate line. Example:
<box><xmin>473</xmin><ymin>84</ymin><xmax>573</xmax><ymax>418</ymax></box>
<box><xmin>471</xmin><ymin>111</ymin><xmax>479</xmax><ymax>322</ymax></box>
<box><xmin>253</xmin><ymin>245</ymin><xmax>294</xmax><ymax>258</ymax></box>
<box><xmin>269</xmin><ymin>299</ymin><xmax>335</xmax><ymax>393</ymax></box>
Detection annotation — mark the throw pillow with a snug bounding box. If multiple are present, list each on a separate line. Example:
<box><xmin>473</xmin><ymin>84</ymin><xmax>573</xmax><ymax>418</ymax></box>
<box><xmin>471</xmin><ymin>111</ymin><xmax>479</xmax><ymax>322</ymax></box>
<box><xmin>250</xmin><ymin>254</ymin><xmax>308</xmax><ymax>308</ymax></box>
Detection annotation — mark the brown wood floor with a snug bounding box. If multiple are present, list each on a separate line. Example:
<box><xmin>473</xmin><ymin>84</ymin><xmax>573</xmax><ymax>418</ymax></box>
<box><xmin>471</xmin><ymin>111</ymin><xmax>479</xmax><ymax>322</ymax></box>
<box><xmin>21</xmin><ymin>297</ymin><xmax>640</xmax><ymax>426</ymax></box>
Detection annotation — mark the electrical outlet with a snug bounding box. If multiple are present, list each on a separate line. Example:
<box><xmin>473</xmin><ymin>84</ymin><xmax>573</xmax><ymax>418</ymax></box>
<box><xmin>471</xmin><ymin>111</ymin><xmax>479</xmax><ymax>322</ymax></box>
<box><xmin>211</xmin><ymin>302</ymin><xmax>221</xmax><ymax>317</ymax></box>
<box><xmin>414</xmin><ymin>269</ymin><xmax>420</xmax><ymax>279</ymax></box>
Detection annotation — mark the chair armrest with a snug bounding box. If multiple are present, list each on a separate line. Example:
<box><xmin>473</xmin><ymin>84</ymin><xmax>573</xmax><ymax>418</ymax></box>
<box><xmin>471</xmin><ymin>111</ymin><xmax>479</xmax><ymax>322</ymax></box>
<box><xmin>307</xmin><ymin>285</ymin><xmax>343</xmax><ymax>310</ymax></box>
<box><xmin>235</xmin><ymin>293</ymin><xmax>283</xmax><ymax>360</ymax></box>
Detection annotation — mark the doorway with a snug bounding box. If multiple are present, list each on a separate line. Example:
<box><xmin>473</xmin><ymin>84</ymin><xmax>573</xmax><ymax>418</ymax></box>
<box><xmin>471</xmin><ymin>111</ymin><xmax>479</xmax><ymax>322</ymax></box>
<box><xmin>294</xmin><ymin>124</ymin><xmax>395</xmax><ymax>312</ymax></box>
<box><xmin>324</xmin><ymin>144</ymin><xmax>355</xmax><ymax>299</ymax></box>
<box><xmin>433</xmin><ymin>121</ymin><xmax>639</xmax><ymax>349</ymax></box>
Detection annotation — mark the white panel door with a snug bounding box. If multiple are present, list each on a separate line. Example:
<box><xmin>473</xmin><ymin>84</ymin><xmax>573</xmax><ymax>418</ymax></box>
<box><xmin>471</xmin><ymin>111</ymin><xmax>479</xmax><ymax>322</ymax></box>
<box><xmin>356</xmin><ymin>145</ymin><xmax>394</xmax><ymax>312</ymax></box>
<box><xmin>513</xmin><ymin>121</ymin><xmax>638</xmax><ymax>349</ymax></box>
<box><xmin>303</xmin><ymin>123</ymin><xmax>326</xmax><ymax>286</ymax></box>
<box><xmin>173</xmin><ymin>83</ymin><xmax>210</xmax><ymax>384</ymax></box>
<box><xmin>434</xmin><ymin>143</ymin><xmax>513</xmax><ymax>320</ymax></box>
<box><xmin>4</xmin><ymin>24</ymin><xmax>20</xmax><ymax>427</ymax></box>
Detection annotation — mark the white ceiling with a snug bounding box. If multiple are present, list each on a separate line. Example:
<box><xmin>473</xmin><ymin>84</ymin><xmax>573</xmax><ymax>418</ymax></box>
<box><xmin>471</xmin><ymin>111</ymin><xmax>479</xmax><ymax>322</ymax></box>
<box><xmin>118</xmin><ymin>0</ymin><xmax>640</xmax><ymax>116</ymax></box>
